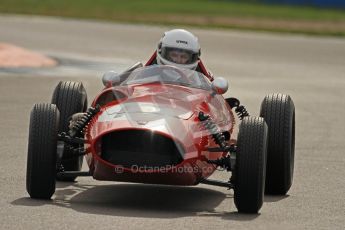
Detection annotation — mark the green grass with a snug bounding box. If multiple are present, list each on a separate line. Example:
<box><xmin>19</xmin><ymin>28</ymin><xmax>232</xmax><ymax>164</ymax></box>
<box><xmin>1</xmin><ymin>0</ymin><xmax>345</xmax><ymax>36</ymax></box>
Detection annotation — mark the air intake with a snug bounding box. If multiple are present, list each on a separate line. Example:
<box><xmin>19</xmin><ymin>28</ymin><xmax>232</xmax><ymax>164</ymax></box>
<box><xmin>101</xmin><ymin>130</ymin><xmax>184</xmax><ymax>168</ymax></box>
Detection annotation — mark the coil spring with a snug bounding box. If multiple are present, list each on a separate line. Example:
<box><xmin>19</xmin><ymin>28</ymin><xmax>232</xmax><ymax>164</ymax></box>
<box><xmin>198</xmin><ymin>112</ymin><xmax>228</xmax><ymax>151</ymax></box>
<box><xmin>69</xmin><ymin>105</ymin><xmax>100</xmax><ymax>137</ymax></box>
<box><xmin>197</xmin><ymin>121</ymin><xmax>209</xmax><ymax>148</ymax></box>
<box><xmin>235</xmin><ymin>105</ymin><xmax>249</xmax><ymax>120</ymax></box>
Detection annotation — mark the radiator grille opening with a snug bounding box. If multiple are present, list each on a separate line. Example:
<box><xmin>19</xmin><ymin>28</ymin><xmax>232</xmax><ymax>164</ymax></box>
<box><xmin>101</xmin><ymin>130</ymin><xmax>184</xmax><ymax>168</ymax></box>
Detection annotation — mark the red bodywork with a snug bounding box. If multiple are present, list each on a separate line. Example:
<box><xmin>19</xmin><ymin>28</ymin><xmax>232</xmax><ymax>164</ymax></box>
<box><xmin>84</xmin><ymin>62</ymin><xmax>235</xmax><ymax>186</ymax></box>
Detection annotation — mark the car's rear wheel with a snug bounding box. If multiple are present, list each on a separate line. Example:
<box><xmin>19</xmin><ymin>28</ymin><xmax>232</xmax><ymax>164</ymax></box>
<box><xmin>52</xmin><ymin>81</ymin><xmax>88</xmax><ymax>181</ymax></box>
<box><xmin>26</xmin><ymin>103</ymin><xmax>59</xmax><ymax>199</ymax></box>
<box><xmin>260</xmin><ymin>93</ymin><xmax>295</xmax><ymax>195</ymax></box>
<box><xmin>234</xmin><ymin>117</ymin><xmax>268</xmax><ymax>213</ymax></box>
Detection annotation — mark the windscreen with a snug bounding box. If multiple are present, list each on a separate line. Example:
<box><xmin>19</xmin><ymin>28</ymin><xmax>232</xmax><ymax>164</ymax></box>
<box><xmin>121</xmin><ymin>65</ymin><xmax>212</xmax><ymax>91</ymax></box>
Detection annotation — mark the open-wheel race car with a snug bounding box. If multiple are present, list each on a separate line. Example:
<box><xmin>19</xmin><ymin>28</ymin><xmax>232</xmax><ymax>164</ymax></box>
<box><xmin>26</xmin><ymin>62</ymin><xmax>295</xmax><ymax>213</ymax></box>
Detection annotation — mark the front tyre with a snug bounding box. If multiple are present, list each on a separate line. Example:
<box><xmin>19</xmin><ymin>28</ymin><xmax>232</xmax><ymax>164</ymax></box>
<box><xmin>260</xmin><ymin>93</ymin><xmax>295</xmax><ymax>195</ymax></box>
<box><xmin>26</xmin><ymin>103</ymin><xmax>59</xmax><ymax>199</ymax></box>
<box><xmin>234</xmin><ymin>117</ymin><xmax>268</xmax><ymax>213</ymax></box>
<box><xmin>52</xmin><ymin>81</ymin><xmax>87</xmax><ymax>181</ymax></box>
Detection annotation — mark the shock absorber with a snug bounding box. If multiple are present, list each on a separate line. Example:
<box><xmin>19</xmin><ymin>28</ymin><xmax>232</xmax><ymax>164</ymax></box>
<box><xmin>225</xmin><ymin>97</ymin><xmax>249</xmax><ymax>120</ymax></box>
<box><xmin>69</xmin><ymin>105</ymin><xmax>100</xmax><ymax>137</ymax></box>
<box><xmin>198</xmin><ymin>111</ymin><xmax>233</xmax><ymax>170</ymax></box>
<box><xmin>235</xmin><ymin>105</ymin><xmax>249</xmax><ymax>120</ymax></box>
<box><xmin>198</xmin><ymin>112</ymin><xmax>229</xmax><ymax>151</ymax></box>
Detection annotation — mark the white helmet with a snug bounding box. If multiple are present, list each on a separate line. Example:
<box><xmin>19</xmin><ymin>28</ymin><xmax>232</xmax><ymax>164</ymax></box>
<box><xmin>157</xmin><ymin>29</ymin><xmax>201</xmax><ymax>70</ymax></box>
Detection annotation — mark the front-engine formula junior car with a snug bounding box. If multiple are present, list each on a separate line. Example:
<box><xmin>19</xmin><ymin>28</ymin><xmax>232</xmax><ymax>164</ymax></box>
<box><xmin>26</xmin><ymin>64</ymin><xmax>295</xmax><ymax>213</ymax></box>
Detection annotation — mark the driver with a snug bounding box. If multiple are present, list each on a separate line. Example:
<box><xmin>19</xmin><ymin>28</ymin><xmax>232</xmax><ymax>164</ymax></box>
<box><xmin>156</xmin><ymin>29</ymin><xmax>201</xmax><ymax>70</ymax></box>
<box><xmin>150</xmin><ymin>29</ymin><xmax>213</xmax><ymax>80</ymax></box>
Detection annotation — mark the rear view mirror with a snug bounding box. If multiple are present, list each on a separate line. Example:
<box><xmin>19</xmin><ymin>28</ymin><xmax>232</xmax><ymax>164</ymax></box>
<box><xmin>102</xmin><ymin>71</ymin><xmax>120</xmax><ymax>86</ymax></box>
<box><xmin>102</xmin><ymin>62</ymin><xmax>143</xmax><ymax>87</ymax></box>
<box><xmin>211</xmin><ymin>77</ymin><xmax>228</xmax><ymax>95</ymax></box>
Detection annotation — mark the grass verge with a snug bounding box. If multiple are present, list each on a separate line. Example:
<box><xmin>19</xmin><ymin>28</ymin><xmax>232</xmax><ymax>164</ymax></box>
<box><xmin>0</xmin><ymin>0</ymin><xmax>344</xmax><ymax>36</ymax></box>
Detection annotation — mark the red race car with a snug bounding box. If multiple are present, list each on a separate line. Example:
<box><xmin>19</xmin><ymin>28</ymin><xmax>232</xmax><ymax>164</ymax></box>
<box><xmin>26</xmin><ymin>63</ymin><xmax>295</xmax><ymax>214</ymax></box>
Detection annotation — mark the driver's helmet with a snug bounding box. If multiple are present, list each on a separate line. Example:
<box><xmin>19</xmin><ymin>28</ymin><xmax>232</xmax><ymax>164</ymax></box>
<box><xmin>156</xmin><ymin>29</ymin><xmax>201</xmax><ymax>70</ymax></box>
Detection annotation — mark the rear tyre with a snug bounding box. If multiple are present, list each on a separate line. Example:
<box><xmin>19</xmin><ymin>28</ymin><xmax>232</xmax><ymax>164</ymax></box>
<box><xmin>26</xmin><ymin>103</ymin><xmax>59</xmax><ymax>199</ymax></box>
<box><xmin>234</xmin><ymin>117</ymin><xmax>268</xmax><ymax>213</ymax></box>
<box><xmin>260</xmin><ymin>93</ymin><xmax>295</xmax><ymax>195</ymax></box>
<box><xmin>52</xmin><ymin>81</ymin><xmax>88</xmax><ymax>181</ymax></box>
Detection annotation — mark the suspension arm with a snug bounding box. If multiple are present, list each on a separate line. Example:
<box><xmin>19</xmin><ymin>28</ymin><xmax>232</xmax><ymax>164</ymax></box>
<box><xmin>58</xmin><ymin>132</ymin><xmax>86</xmax><ymax>145</ymax></box>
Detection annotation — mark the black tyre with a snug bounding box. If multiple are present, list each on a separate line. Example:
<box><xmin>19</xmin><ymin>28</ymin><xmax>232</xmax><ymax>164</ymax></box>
<box><xmin>234</xmin><ymin>117</ymin><xmax>268</xmax><ymax>213</ymax></box>
<box><xmin>26</xmin><ymin>103</ymin><xmax>59</xmax><ymax>199</ymax></box>
<box><xmin>260</xmin><ymin>93</ymin><xmax>295</xmax><ymax>195</ymax></box>
<box><xmin>52</xmin><ymin>81</ymin><xmax>88</xmax><ymax>181</ymax></box>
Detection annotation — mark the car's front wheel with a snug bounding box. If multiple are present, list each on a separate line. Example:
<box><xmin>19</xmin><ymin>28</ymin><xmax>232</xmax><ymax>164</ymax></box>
<box><xmin>26</xmin><ymin>103</ymin><xmax>59</xmax><ymax>199</ymax></box>
<box><xmin>233</xmin><ymin>117</ymin><xmax>268</xmax><ymax>213</ymax></box>
<box><xmin>260</xmin><ymin>93</ymin><xmax>295</xmax><ymax>195</ymax></box>
<box><xmin>52</xmin><ymin>81</ymin><xmax>88</xmax><ymax>181</ymax></box>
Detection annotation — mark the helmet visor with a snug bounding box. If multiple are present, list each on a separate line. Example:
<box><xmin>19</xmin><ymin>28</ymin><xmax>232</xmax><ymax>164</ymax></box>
<box><xmin>161</xmin><ymin>47</ymin><xmax>199</xmax><ymax>65</ymax></box>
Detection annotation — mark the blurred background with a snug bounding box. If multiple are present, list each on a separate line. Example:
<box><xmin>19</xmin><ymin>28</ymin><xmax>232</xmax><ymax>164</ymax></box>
<box><xmin>0</xmin><ymin>0</ymin><xmax>344</xmax><ymax>36</ymax></box>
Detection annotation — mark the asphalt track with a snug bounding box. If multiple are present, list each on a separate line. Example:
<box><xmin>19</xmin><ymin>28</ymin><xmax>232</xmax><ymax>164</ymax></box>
<box><xmin>0</xmin><ymin>15</ymin><xmax>345</xmax><ymax>230</ymax></box>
